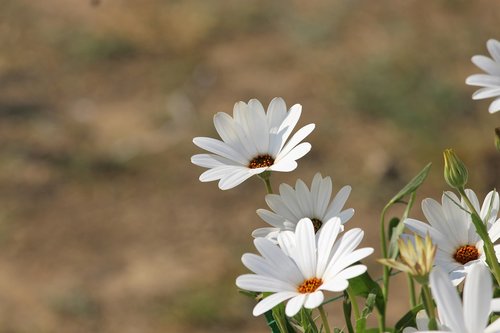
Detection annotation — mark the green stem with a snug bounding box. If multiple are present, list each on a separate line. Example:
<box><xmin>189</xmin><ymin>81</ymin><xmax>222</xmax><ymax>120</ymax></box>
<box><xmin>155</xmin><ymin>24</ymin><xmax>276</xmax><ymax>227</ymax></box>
<box><xmin>259</xmin><ymin>171</ymin><xmax>274</xmax><ymax>194</ymax></box>
<box><xmin>346</xmin><ymin>287</ymin><xmax>361</xmax><ymax>324</ymax></box>
<box><xmin>458</xmin><ymin>188</ymin><xmax>500</xmax><ymax>286</ymax></box>
<box><xmin>318</xmin><ymin>305</ymin><xmax>331</xmax><ymax>333</ymax></box>
<box><xmin>406</xmin><ymin>274</ymin><xmax>417</xmax><ymax>308</ymax></box>
<box><xmin>421</xmin><ymin>284</ymin><xmax>437</xmax><ymax>330</ymax></box>
<box><xmin>379</xmin><ymin>204</ymin><xmax>390</xmax><ymax>332</ymax></box>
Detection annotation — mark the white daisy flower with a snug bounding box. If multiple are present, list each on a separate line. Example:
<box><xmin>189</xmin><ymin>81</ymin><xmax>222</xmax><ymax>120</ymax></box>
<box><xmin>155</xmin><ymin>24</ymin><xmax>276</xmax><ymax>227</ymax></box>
<box><xmin>236</xmin><ymin>218</ymin><xmax>373</xmax><ymax>317</ymax></box>
<box><xmin>404</xmin><ymin>189</ymin><xmax>500</xmax><ymax>285</ymax></box>
<box><xmin>191</xmin><ymin>97</ymin><xmax>315</xmax><ymax>190</ymax></box>
<box><xmin>466</xmin><ymin>39</ymin><xmax>500</xmax><ymax>113</ymax></box>
<box><xmin>412</xmin><ymin>264</ymin><xmax>500</xmax><ymax>333</ymax></box>
<box><xmin>252</xmin><ymin>173</ymin><xmax>354</xmax><ymax>240</ymax></box>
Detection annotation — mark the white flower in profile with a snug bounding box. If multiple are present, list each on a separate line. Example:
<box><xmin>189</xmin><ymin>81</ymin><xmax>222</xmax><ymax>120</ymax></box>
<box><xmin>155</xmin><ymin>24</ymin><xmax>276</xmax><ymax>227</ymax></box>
<box><xmin>236</xmin><ymin>218</ymin><xmax>373</xmax><ymax>317</ymax></box>
<box><xmin>466</xmin><ymin>39</ymin><xmax>500</xmax><ymax>113</ymax></box>
<box><xmin>191</xmin><ymin>97</ymin><xmax>315</xmax><ymax>190</ymax></box>
<box><xmin>413</xmin><ymin>264</ymin><xmax>500</xmax><ymax>333</ymax></box>
<box><xmin>252</xmin><ymin>173</ymin><xmax>354</xmax><ymax>240</ymax></box>
<box><xmin>404</xmin><ymin>189</ymin><xmax>500</xmax><ymax>285</ymax></box>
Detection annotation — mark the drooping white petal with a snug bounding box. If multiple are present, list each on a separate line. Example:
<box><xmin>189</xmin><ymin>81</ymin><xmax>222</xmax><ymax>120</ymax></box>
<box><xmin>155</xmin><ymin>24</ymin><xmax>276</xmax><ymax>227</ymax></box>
<box><xmin>193</xmin><ymin>137</ymin><xmax>248</xmax><ymax>165</ymax></box>
<box><xmin>252</xmin><ymin>291</ymin><xmax>298</xmax><ymax>316</ymax></box>
<box><xmin>304</xmin><ymin>291</ymin><xmax>324</xmax><ymax>309</ymax></box>
<box><xmin>256</xmin><ymin>209</ymin><xmax>287</xmax><ymax>229</ymax></box>
<box><xmin>430</xmin><ymin>267</ymin><xmax>466</xmax><ymax>333</ymax></box>
<box><xmin>463</xmin><ymin>264</ymin><xmax>491</xmax><ymax>333</ymax></box>
<box><xmin>218</xmin><ymin>167</ymin><xmax>256</xmax><ymax>190</ymax></box>
<box><xmin>285</xmin><ymin>294</ymin><xmax>307</xmax><ymax>317</ymax></box>
<box><xmin>472</xmin><ymin>87</ymin><xmax>500</xmax><ymax>100</ymax></box>
<box><xmin>236</xmin><ymin>274</ymin><xmax>296</xmax><ymax>293</ymax></box>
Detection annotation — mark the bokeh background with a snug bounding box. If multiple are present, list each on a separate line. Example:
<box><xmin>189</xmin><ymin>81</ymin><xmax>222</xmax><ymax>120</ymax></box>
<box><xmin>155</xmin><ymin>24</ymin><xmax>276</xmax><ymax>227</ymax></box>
<box><xmin>0</xmin><ymin>0</ymin><xmax>499</xmax><ymax>332</ymax></box>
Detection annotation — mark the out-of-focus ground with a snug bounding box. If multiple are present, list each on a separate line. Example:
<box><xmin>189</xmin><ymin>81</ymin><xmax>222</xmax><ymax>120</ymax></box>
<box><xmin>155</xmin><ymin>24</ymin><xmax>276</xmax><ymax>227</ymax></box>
<box><xmin>0</xmin><ymin>1</ymin><xmax>498</xmax><ymax>332</ymax></box>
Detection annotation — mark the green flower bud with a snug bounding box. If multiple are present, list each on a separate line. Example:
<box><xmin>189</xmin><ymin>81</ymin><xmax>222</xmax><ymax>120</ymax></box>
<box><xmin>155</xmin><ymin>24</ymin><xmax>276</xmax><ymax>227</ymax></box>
<box><xmin>443</xmin><ymin>149</ymin><xmax>468</xmax><ymax>189</ymax></box>
<box><xmin>495</xmin><ymin>128</ymin><xmax>500</xmax><ymax>152</ymax></box>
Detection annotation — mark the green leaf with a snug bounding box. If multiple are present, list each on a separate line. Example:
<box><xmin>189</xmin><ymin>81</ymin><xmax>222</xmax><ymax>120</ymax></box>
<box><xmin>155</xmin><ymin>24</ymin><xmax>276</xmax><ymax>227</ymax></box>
<box><xmin>348</xmin><ymin>272</ymin><xmax>385</xmax><ymax>316</ymax></box>
<box><xmin>388</xmin><ymin>163</ymin><xmax>431</xmax><ymax>205</ymax></box>
<box><xmin>394</xmin><ymin>304</ymin><xmax>425</xmax><ymax>333</ymax></box>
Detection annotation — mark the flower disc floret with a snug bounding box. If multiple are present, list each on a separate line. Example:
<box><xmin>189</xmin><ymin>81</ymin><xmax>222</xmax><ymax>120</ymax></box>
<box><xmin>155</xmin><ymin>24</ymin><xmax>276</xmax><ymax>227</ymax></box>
<box><xmin>454</xmin><ymin>245</ymin><xmax>479</xmax><ymax>265</ymax></box>
<box><xmin>298</xmin><ymin>277</ymin><xmax>323</xmax><ymax>294</ymax></box>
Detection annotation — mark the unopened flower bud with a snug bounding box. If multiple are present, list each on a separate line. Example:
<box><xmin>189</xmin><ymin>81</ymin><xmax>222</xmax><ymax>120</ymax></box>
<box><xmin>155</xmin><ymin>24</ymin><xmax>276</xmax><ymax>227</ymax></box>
<box><xmin>443</xmin><ymin>149</ymin><xmax>468</xmax><ymax>190</ymax></box>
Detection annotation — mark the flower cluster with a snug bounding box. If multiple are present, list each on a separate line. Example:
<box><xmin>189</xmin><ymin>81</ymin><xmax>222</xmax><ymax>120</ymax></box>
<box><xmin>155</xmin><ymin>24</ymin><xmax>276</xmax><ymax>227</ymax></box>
<box><xmin>191</xmin><ymin>38</ymin><xmax>500</xmax><ymax>333</ymax></box>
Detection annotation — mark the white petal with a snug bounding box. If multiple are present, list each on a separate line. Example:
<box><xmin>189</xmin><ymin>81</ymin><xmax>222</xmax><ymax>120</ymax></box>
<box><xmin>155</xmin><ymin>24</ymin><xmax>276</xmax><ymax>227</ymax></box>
<box><xmin>332</xmin><ymin>264</ymin><xmax>367</xmax><ymax>281</ymax></box>
<box><xmin>199</xmin><ymin>165</ymin><xmax>240</xmax><ymax>182</ymax></box>
<box><xmin>193</xmin><ymin>137</ymin><xmax>248</xmax><ymax>165</ymax></box>
<box><xmin>487</xmin><ymin>39</ymin><xmax>500</xmax><ymax>63</ymax></box>
<box><xmin>268</xmin><ymin>159</ymin><xmax>298</xmax><ymax>172</ymax></box>
<box><xmin>313</xmin><ymin>174</ymin><xmax>332</xmax><ymax>218</ymax></box>
<box><xmin>490</xmin><ymin>298</ymin><xmax>500</xmax><ymax>312</ymax></box>
<box><xmin>472</xmin><ymin>87</ymin><xmax>500</xmax><ymax>100</ymax></box>
<box><xmin>324</xmin><ymin>248</ymin><xmax>373</xmax><ymax>280</ymax></box>
<box><xmin>481</xmin><ymin>191</ymin><xmax>499</xmax><ymax>224</ymax></box>
<box><xmin>294</xmin><ymin>219</ymin><xmax>317</xmax><ymax>278</ymax></box>
<box><xmin>246</xmin><ymin>99</ymin><xmax>270</xmax><ymax>153</ymax></box>
<box><xmin>442</xmin><ymin>194</ymin><xmax>468</xmax><ymax>245</ymax></box>
<box><xmin>236</xmin><ymin>274</ymin><xmax>296</xmax><ymax>293</ymax></box>
<box><xmin>267</xmin><ymin>97</ymin><xmax>287</xmax><ymax>130</ymax></box>
<box><xmin>472</xmin><ymin>55</ymin><xmax>500</xmax><ymax>75</ymax></box>
<box><xmin>319</xmin><ymin>277</ymin><xmax>349</xmax><ymax>292</ymax></box>
<box><xmin>466</xmin><ymin>74</ymin><xmax>500</xmax><ymax>87</ymax></box>
<box><xmin>429</xmin><ymin>267</ymin><xmax>466</xmax><ymax>333</ymax></box>
<box><xmin>256</xmin><ymin>209</ymin><xmax>287</xmax><ymax>229</ymax></box>
<box><xmin>316</xmin><ymin>218</ymin><xmax>342</xmax><ymax>277</ymax></box>
<box><xmin>295</xmin><ymin>179</ymin><xmax>314</xmax><ymax>218</ymax></box>
<box><xmin>285</xmin><ymin>294</ymin><xmax>306</xmax><ymax>317</ymax></box>
<box><xmin>463</xmin><ymin>264</ymin><xmax>492</xmax><ymax>333</ymax></box>
<box><xmin>253</xmin><ymin>291</ymin><xmax>298</xmax><ymax>316</ymax></box>
<box><xmin>325</xmin><ymin>185</ymin><xmax>352</xmax><ymax>220</ymax></box>
<box><xmin>254</xmin><ymin>238</ymin><xmax>303</xmax><ymax>283</ymax></box>
<box><xmin>265</xmin><ymin>194</ymin><xmax>298</xmax><ymax>223</ymax></box>
<box><xmin>489</xmin><ymin>97</ymin><xmax>500</xmax><ymax>113</ymax></box>
<box><xmin>213</xmin><ymin>112</ymin><xmax>251</xmax><ymax>157</ymax></box>
<box><xmin>218</xmin><ymin>167</ymin><xmax>256</xmax><ymax>190</ymax></box>
<box><xmin>191</xmin><ymin>153</ymin><xmax>235</xmax><ymax>168</ymax></box>
<box><xmin>404</xmin><ymin>218</ymin><xmax>455</xmax><ymax>253</ymax></box>
<box><xmin>278</xmin><ymin>184</ymin><xmax>304</xmax><ymax>219</ymax></box>
<box><xmin>277</xmin><ymin>104</ymin><xmax>302</xmax><ymax>151</ymax></box>
<box><xmin>273</xmin><ymin>143</ymin><xmax>311</xmax><ymax>167</ymax></box>
<box><xmin>252</xmin><ymin>227</ymin><xmax>280</xmax><ymax>239</ymax></box>
<box><xmin>485</xmin><ymin>318</ymin><xmax>500</xmax><ymax>333</ymax></box>
<box><xmin>276</xmin><ymin>124</ymin><xmax>315</xmax><ymax>161</ymax></box>
<box><xmin>242</xmin><ymin>253</ymin><xmax>295</xmax><ymax>284</ymax></box>
<box><xmin>304</xmin><ymin>291</ymin><xmax>324</xmax><ymax>309</ymax></box>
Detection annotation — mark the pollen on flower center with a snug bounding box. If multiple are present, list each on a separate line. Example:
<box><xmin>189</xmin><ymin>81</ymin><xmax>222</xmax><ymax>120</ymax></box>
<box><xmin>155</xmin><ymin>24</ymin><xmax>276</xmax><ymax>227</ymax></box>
<box><xmin>311</xmin><ymin>218</ymin><xmax>323</xmax><ymax>233</ymax></box>
<box><xmin>453</xmin><ymin>245</ymin><xmax>479</xmax><ymax>265</ymax></box>
<box><xmin>297</xmin><ymin>277</ymin><xmax>323</xmax><ymax>294</ymax></box>
<box><xmin>248</xmin><ymin>154</ymin><xmax>274</xmax><ymax>169</ymax></box>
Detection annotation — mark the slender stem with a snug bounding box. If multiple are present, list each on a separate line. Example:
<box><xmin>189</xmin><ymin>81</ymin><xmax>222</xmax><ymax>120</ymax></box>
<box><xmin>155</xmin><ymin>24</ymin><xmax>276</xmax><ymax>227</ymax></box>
<box><xmin>406</xmin><ymin>274</ymin><xmax>417</xmax><ymax>308</ymax></box>
<box><xmin>318</xmin><ymin>305</ymin><xmax>331</xmax><ymax>333</ymax></box>
<box><xmin>259</xmin><ymin>171</ymin><xmax>274</xmax><ymax>194</ymax></box>
<box><xmin>458</xmin><ymin>188</ymin><xmax>500</xmax><ymax>286</ymax></box>
<box><xmin>379</xmin><ymin>204</ymin><xmax>390</xmax><ymax>332</ymax></box>
<box><xmin>421</xmin><ymin>284</ymin><xmax>437</xmax><ymax>330</ymax></box>
<box><xmin>346</xmin><ymin>287</ymin><xmax>360</xmax><ymax>324</ymax></box>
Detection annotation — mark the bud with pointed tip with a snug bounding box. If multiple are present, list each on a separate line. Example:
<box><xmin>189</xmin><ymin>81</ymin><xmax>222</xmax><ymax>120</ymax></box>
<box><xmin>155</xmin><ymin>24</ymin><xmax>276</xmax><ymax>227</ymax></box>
<box><xmin>443</xmin><ymin>149</ymin><xmax>468</xmax><ymax>190</ymax></box>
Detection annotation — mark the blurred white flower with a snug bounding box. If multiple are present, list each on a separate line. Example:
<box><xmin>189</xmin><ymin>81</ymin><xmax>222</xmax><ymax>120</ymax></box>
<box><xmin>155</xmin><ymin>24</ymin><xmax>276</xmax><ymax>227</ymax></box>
<box><xmin>404</xmin><ymin>190</ymin><xmax>500</xmax><ymax>285</ymax></box>
<box><xmin>414</xmin><ymin>264</ymin><xmax>500</xmax><ymax>333</ymax></box>
<box><xmin>236</xmin><ymin>218</ymin><xmax>373</xmax><ymax>317</ymax></box>
<box><xmin>466</xmin><ymin>39</ymin><xmax>500</xmax><ymax>113</ymax></box>
<box><xmin>252</xmin><ymin>173</ymin><xmax>354</xmax><ymax>240</ymax></box>
<box><xmin>191</xmin><ymin>97</ymin><xmax>315</xmax><ymax>190</ymax></box>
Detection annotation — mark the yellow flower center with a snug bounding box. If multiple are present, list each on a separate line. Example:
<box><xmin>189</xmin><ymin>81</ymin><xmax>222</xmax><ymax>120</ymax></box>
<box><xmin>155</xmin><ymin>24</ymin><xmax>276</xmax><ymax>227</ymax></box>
<box><xmin>453</xmin><ymin>245</ymin><xmax>479</xmax><ymax>265</ymax></box>
<box><xmin>297</xmin><ymin>277</ymin><xmax>323</xmax><ymax>294</ymax></box>
<box><xmin>311</xmin><ymin>218</ymin><xmax>323</xmax><ymax>233</ymax></box>
<box><xmin>248</xmin><ymin>154</ymin><xmax>274</xmax><ymax>169</ymax></box>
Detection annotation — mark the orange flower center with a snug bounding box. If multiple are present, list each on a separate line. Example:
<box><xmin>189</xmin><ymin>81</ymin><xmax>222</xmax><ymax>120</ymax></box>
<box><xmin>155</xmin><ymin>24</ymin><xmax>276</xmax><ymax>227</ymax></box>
<box><xmin>297</xmin><ymin>277</ymin><xmax>323</xmax><ymax>294</ymax></box>
<box><xmin>311</xmin><ymin>218</ymin><xmax>323</xmax><ymax>233</ymax></box>
<box><xmin>453</xmin><ymin>245</ymin><xmax>479</xmax><ymax>265</ymax></box>
<box><xmin>248</xmin><ymin>154</ymin><xmax>274</xmax><ymax>169</ymax></box>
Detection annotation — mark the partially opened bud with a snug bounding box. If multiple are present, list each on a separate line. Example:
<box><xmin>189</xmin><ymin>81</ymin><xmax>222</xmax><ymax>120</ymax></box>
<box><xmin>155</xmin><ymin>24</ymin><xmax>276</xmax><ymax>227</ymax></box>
<box><xmin>443</xmin><ymin>149</ymin><xmax>468</xmax><ymax>190</ymax></box>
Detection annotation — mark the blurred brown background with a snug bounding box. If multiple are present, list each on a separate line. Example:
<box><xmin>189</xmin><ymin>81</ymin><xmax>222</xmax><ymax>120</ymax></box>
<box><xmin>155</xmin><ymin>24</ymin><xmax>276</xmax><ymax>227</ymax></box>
<box><xmin>0</xmin><ymin>0</ymin><xmax>499</xmax><ymax>332</ymax></box>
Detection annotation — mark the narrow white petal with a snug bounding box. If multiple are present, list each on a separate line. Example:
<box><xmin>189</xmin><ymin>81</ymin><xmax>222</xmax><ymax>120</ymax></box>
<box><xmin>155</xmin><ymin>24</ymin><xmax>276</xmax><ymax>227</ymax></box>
<box><xmin>199</xmin><ymin>165</ymin><xmax>240</xmax><ymax>182</ymax></box>
<box><xmin>213</xmin><ymin>112</ymin><xmax>251</xmax><ymax>157</ymax></box>
<box><xmin>252</xmin><ymin>227</ymin><xmax>280</xmax><ymax>239</ymax></box>
<box><xmin>218</xmin><ymin>168</ymin><xmax>256</xmax><ymax>190</ymax></box>
<box><xmin>404</xmin><ymin>218</ymin><xmax>455</xmax><ymax>253</ymax></box>
<box><xmin>325</xmin><ymin>185</ymin><xmax>352</xmax><ymax>219</ymax></box>
<box><xmin>466</xmin><ymin>74</ymin><xmax>500</xmax><ymax>87</ymax></box>
<box><xmin>268</xmin><ymin>159</ymin><xmax>298</xmax><ymax>172</ymax></box>
<box><xmin>336</xmin><ymin>208</ymin><xmax>355</xmax><ymax>224</ymax></box>
<box><xmin>267</xmin><ymin>97</ymin><xmax>288</xmax><ymax>130</ymax></box>
<box><xmin>277</xmin><ymin>104</ymin><xmax>302</xmax><ymax>151</ymax></box>
<box><xmin>324</xmin><ymin>248</ymin><xmax>373</xmax><ymax>280</ymax></box>
<box><xmin>253</xmin><ymin>291</ymin><xmax>298</xmax><ymax>316</ymax></box>
<box><xmin>442</xmin><ymin>194</ymin><xmax>468</xmax><ymax>245</ymax></box>
<box><xmin>295</xmin><ymin>179</ymin><xmax>314</xmax><ymax>217</ymax></box>
<box><xmin>463</xmin><ymin>264</ymin><xmax>492</xmax><ymax>333</ymax></box>
<box><xmin>488</xmin><ymin>221</ymin><xmax>500</xmax><ymax>242</ymax></box>
<box><xmin>265</xmin><ymin>194</ymin><xmax>299</xmax><ymax>223</ymax></box>
<box><xmin>278</xmin><ymin>184</ymin><xmax>304</xmax><ymax>219</ymax></box>
<box><xmin>472</xmin><ymin>55</ymin><xmax>500</xmax><ymax>75</ymax></box>
<box><xmin>246</xmin><ymin>99</ymin><xmax>270</xmax><ymax>153</ymax></box>
<box><xmin>304</xmin><ymin>291</ymin><xmax>324</xmax><ymax>309</ymax></box>
<box><xmin>319</xmin><ymin>277</ymin><xmax>349</xmax><ymax>292</ymax></box>
<box><xmin>273</xmin><ymin>143</ymin><xmax>311</xmax><ymax>166</ymax></box>
<box><xmin>254</xmin><ymin>238</ymin><xmax>303</xmax><ymax>283</ymax></box>
<box><xmin>242</xmin><ymin>254</ymin><xmax>296</xmax><ymax>284</ymax></box>
<box><xmin>191</xmin><ymin>154</ymin><xmax>235</xmax><ymax>168</ymax></box>
<box><xmin>276</xmin><ymin>124</ymin><xmax>315</xmax><ymax>161</ymax></box>
<box><xmin>472</xmin><ymin>87</ymin><xmax>500</xmax><ymax>100</ymax></box>
<box><xmin>314</xmin><ymin>174</ymin><xmax>332</xmax><ymax>218</ymax></box>
<box><xmin>429</xmin><ymin>267</ymin><xmax>466</xmax><ymax>333</ymax></box>
<box><xmin>294</xmin><ymin>219</ymin><xmax>317</xmax><ymax>278</ymax></box>
<box><xmin>285</xmin><ymin>294</ymin><xmax>306</xmax><ymax>317</ymax></box>
<box><xmin>481</xmin><ymin>191</ymin><xmax>499</xmax><ymax>224</ymax></box>
<box><xmin>256</xmin><ymin>209</ymin><xmax>287</xmax><ymax>229</ymax></box>
<box><xmin>278</xmin><ymin>231</ymin><xmax>297</xmax><ymax>258</ymax></box>
<box><xmin>489</xmin><ymin>97</ymin><xmax>500</xmax><ymax>113</ymax></box>
<box><xmin>316</xmin><ymin>218</ymin><xmax>342</xmax><ymax>277</ymax></box>
<box><xmin>193</xmin><ymin>137</ymin><xmax>248</xmax><ymax>165</ymax></box>
<box><xmin>487</xmin><ymin>39</ymin><xmax>500</xmax><ymax>63</ymax></box>
<box><xmin>332</xmin><ymin>264</ymin><xmax>367</xmax><ymax>281</ymax></box>
<box><xmin>236</xmin><ymin>274</ymin><xmax>296</xmax><ymax>293</ymax></box>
